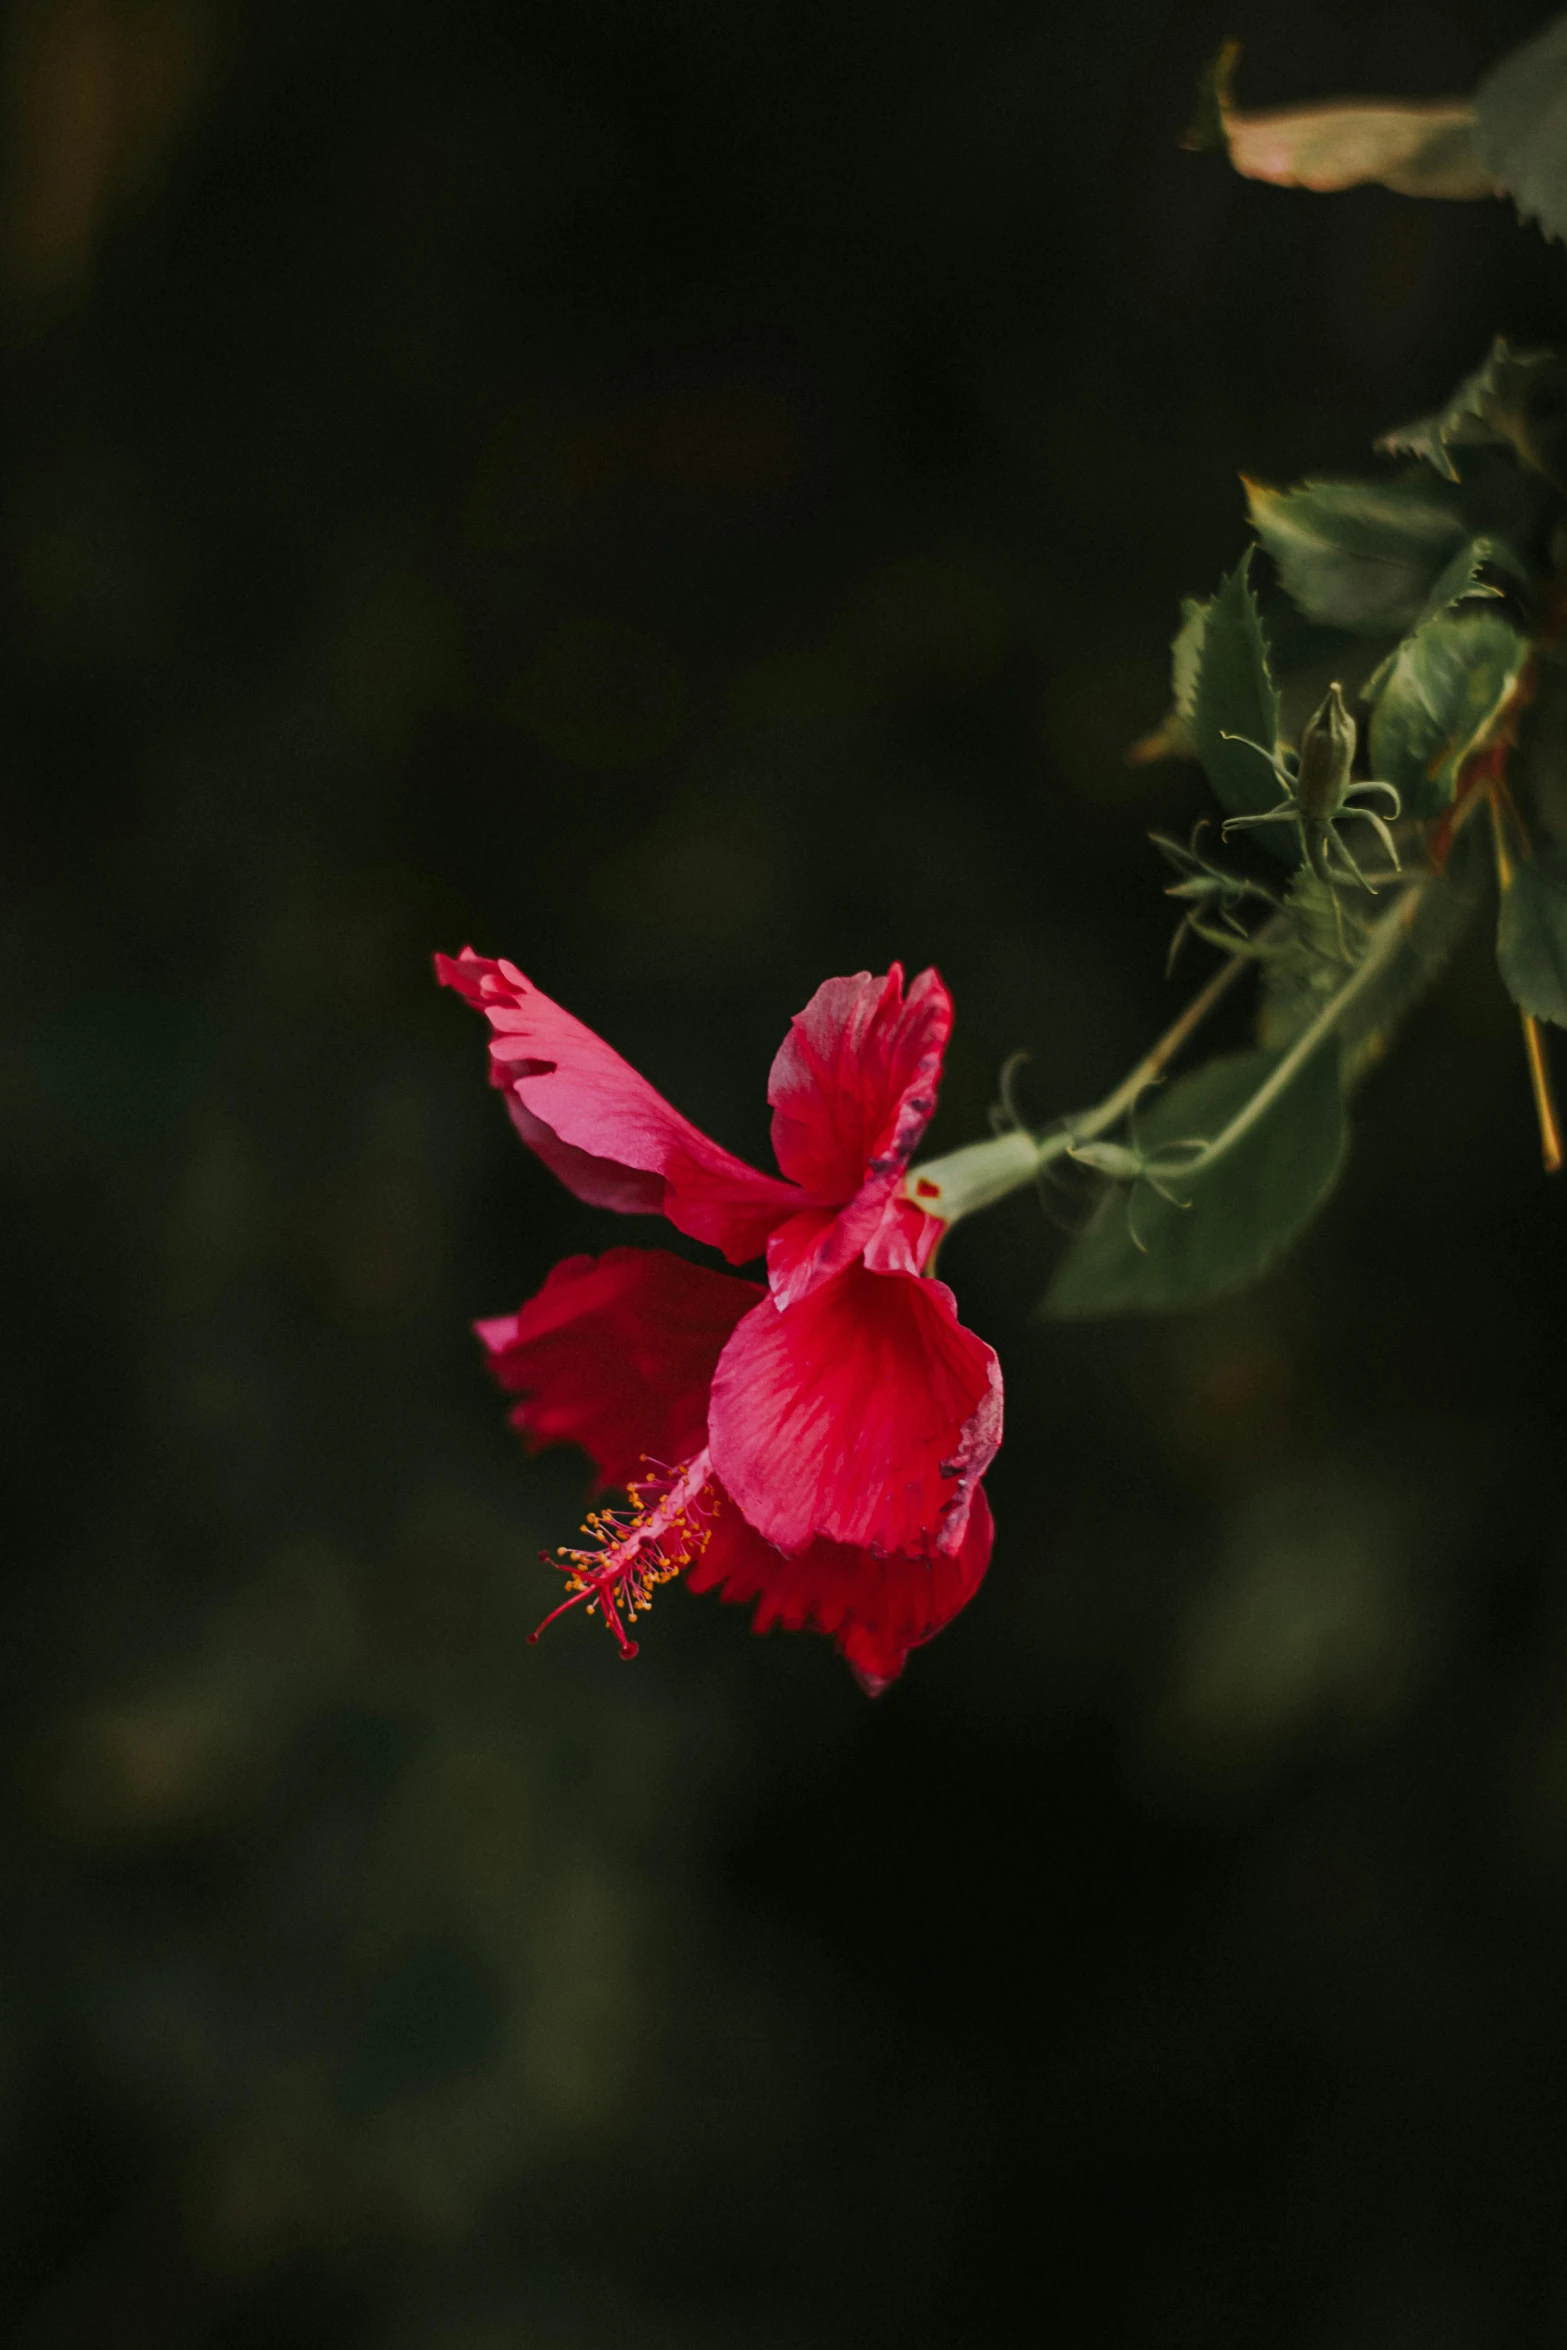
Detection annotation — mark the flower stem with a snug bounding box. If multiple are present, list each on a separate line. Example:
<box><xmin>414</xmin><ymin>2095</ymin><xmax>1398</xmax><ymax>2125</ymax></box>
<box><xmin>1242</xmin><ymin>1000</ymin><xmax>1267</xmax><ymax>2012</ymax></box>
<box><xmin>1144</xmin><ymin>878</ymin><xmax>1427</xmax><ymax>1189</ymax></box>
<box><xmin>1522</xmin><ymin>1014</ymin><xmax>1564</xmax><ymax>1175</ymax></box>
<box><xmin>906</xmin><ymin>1128</ymin><xmax>1045</xmax><ymax>1224</ymax></box>
<box><xmin>907</xmin><ymin>881</ymin><xmax>1433</xmax><ymax>1233</ymax></box>
<box><xmin>906</xmin><ymin>917</ymin><xmax>1279</xmax><ymax>1227</ymax></box>
<box><xmin>1068</xmin><ymin>925</ymin><xmax>1275</xmax><ymax>1142</ymax></box>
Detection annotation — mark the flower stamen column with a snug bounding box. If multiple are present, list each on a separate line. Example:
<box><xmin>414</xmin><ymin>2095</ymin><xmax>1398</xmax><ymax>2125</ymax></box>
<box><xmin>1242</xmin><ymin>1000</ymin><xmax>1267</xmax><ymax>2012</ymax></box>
<box><xmin>533</xmin><ymin>1450</ymin><xmax>719</xmax><ymax>1657</ymax></box>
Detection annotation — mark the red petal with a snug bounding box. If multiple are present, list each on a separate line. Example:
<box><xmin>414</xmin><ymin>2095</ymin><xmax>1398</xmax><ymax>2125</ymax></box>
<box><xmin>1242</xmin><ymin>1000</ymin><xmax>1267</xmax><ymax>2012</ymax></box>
<box><xmin>476</xmin><ymin>1247</ymin><xmax>761</xmax><ymax>1489</ymax></box>
<box><xmin>767</xmin><ymin>965</ymin><xmax>950</xmax><ymax>1194</ymax></box>
<box><xmin>688</xmin><ymin>1482</ymin><xmax>994</xmax><ymax>1689</ymax></box>
<box><xmin>767</xmin><ymin>1189</ymin><xmax>943</xmax><ymax>1306</ymax></box>
<box><xmin>763</xmin><ymin>967</ymin><xmax>951</xmax><ymax>1306</ymax></box>
<box><xmin>706</xmin><ymin>1263</ymin><xmax>1002</xmax><ymax>1559</ymax></box>
<box><xmin>437</xmin><ymin>950</ymin><xmax>806</xmax><ymax>1262</ymax></box>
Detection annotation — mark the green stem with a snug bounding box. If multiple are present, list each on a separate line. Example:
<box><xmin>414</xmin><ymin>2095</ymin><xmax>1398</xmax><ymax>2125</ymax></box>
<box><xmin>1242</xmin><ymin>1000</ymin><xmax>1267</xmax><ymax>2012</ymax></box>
<box><xmin>905</xmin><ymin>883</ymin><xmax>1426</xmax><ymax>1233</ymax></box>
<box><xmin>1144</xmin><ymin>877</ymin><xmax>1428</xmax><ymax>1189</ymax></box>
<box><xmin>904</xmin><ymin>1128</ymin><xmax>1044</xmax><ymax>1223</ymax></box>
<box><xmin>906</xmin><ymin>921</ymin><xmax>1273</xmax><ymax>1227</ymax></box>
<box><xmin>1072</xmin><ymin>929</ymin><xmax>1270</xmax><ymax>1140</ymax></box>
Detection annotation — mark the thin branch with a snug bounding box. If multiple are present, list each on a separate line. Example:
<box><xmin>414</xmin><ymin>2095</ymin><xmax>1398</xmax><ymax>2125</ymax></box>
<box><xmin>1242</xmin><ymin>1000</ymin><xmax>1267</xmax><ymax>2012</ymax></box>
<box><xmin>1145</xmin><ymin>880</ymin><xmax>1429</xmax><ymax>1190</ymax></box>
<box><xmin>1487</xmin><ymin>786</ymin><xmax>1566</xmax><ymax>1174</ymax></box>
<box><xmin>1063</xmin><ymin>914</ymin><xmax>1287</xmax><ymax>1149</ymax></box>
<box><xmin>1522</xmin><ymin>1014</ymin><xmax>1564</xmax><ymax>1175</ymax></box>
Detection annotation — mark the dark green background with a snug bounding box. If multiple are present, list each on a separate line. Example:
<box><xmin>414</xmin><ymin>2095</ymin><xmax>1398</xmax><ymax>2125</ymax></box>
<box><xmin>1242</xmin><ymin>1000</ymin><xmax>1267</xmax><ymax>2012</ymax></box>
<box><xmin>10</xmin><ymin>1</ymin><xmax>1567</xmax><ymax>2342</ymax></box>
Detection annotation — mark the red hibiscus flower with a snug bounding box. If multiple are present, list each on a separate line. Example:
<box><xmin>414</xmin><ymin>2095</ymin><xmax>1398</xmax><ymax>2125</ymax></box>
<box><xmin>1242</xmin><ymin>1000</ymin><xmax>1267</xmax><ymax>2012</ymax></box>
<box><xmin>436</xmin><ymin>951</ymin><xmax>1001</xmax><ymax>1691</ymax></box>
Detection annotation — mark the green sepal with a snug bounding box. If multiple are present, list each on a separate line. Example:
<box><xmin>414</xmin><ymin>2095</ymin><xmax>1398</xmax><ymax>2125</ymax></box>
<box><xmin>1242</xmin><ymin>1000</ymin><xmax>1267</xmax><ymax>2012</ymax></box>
<box><xmin>1367</xmin><ymin>605</ymin><xmax>1527</xmax><ymax>819</ymax></box>
<box><xmin>1192</xmin><ymin>550</ymin><xmax>1288</xmax><ymax>846</ymax></box>
<box><xmin>1476</xmin><ymin>12</ymin><xmax>1567</xmax><ymax>249</ymax></box>
<box><xmin>1245</xmin><ymin>473</ymin><xmax>1471</xmax><ymax>636</ymax></box>
<box><xmin>1496</xmin><ymin>844</ymin><xmax>1567</xmax><ymax>1028</ymax></box>
<box><xmin>1043</xmin><ymin>1045</ymin><xmax>1347</xmax><ymax>1319</ymax></box>
<box><xmin>1379</xmin><ymin>339</ymin><xmax>1567</xmax><ymax>489</ymax></box>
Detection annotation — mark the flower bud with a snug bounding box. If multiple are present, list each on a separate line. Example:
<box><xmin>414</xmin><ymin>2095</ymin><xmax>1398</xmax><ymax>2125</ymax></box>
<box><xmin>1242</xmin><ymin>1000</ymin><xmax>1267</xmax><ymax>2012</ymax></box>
<box><xmin>1295</xmin><ymin>682</ymin><xmax>1356</xmax><ymax>822</ymax></box>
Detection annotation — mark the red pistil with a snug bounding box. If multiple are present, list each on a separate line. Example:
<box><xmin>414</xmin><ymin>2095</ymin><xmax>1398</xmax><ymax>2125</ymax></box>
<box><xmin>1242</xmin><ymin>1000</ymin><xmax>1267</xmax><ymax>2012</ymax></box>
<box><xmin>529</xmin><ymin>1447</ymin><xmax>719</xmax><ymax>1658</ymax></box>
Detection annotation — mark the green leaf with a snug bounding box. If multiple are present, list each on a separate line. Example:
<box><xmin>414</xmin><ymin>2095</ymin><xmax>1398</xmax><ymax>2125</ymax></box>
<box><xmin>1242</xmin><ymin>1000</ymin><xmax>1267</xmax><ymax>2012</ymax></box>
<box><xmin>1415</xmin><ymin>534</ymin><xmax>1513</xmax><ymax>622</ymax></box>
<box><xmin>1255</xmin><ymin>851</ymin><xmax>1484</xmax><ymax>1078</ymax></box>
<box><xmin>1367</xmin><ymin>605</ymin><xmax>1527</xmax><ymax>818</ymax></box>
<box><xmin>1358</xmin><ymin>527</ymin><xmax>1516</xmax><ymax>699</ymax></box>
<box><xmin>1171</xmin><ymin>595</ymin><xmax>1207</xmax><ymax>731</ymax></box>
<box><xmin>1130</xmin><ymin>587</ymin><xmax>1365</xmax><ymax>772</ymax></box>
<box><xmin>1126</xmin><ymin>596</ymin><xmax>1209</xmax><ymax>765</ymax></box>
<box><xmin>1192</xmin><ymin>551</ymin><xmax>1286</xmax><ymax>841</ymax></box>
<box><xmin>1256</xmin><ymin>871</ymin><xmax>1366</xmax><ymax>1051</ymax></box>
<box><xmin>1246</xmin><ymin>474</ymin><xmax>1470</xmax><ymax>635</ymax></box>
<box><xmin>1497</xmin><ymin>844</ymin><xmax>1567</xmax><ymax>1026</ymax></box>
<box><xmin>1337</xmin><ymin>836</ymin><xmax>1484</xmax><ymax>1087</ymax></box>
<box><xmin>1379</xmin><ymin>338</ymin><xmax>1567</xmax><ymax>487</ymax></box>
<box><xmin>1377</xmin><ymin>349</ymin><xmax>1504</xmax><ymax>482</ymax></box>
<box><xmin>1476</xmin><ymin>10</ymin><xmax>1567</xmax><ymax>246</ymax></box>
<box><xmin>1512</xmin><ymin>650</ymin><xmax>1567</xmax><ymax>846</ymax></box>
<box><xmin>1359</xmin><ymin>537</ymin><xmax>1513</xmax><ymax>705</ymax></box>
<box><xmin>1043</xmin><ymin>1046</ymin><xmax>1347</xmax><ymax>1319</ymax></box>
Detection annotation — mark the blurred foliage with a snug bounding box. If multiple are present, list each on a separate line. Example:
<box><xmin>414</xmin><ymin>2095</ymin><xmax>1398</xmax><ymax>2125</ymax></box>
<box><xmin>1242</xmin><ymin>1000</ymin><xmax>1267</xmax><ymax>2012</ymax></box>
<box><xmin>10</xmin><ymin>0</ymin><xmax>1567</xmax><ymax>2345</ymax></box>
<box><xmin>1477</xmin><ymin>6</ymin><xmax>1567</xmax><ymax>246</ymax></box>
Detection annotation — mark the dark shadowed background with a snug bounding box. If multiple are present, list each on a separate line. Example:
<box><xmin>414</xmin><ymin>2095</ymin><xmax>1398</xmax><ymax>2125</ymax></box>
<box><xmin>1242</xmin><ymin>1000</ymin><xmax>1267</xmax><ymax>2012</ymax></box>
<box><xmin>9</xmin><ymin>1</ymin><xmax>1567</xmax><ymax>2343</ymax></box>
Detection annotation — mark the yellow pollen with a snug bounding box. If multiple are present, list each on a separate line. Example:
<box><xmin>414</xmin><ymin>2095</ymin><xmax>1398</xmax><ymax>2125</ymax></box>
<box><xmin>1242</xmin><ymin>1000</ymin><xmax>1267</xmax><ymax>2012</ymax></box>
<box><xmin>529</xmin><ymin>1447</ymin><xmax>718</xmax><ymax>1658</ymax></box>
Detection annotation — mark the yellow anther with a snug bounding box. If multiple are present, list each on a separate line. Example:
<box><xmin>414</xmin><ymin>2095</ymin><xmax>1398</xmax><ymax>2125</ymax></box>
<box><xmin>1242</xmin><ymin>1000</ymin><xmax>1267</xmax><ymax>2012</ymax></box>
<box><xmin>530</xmin><ymin>1447</ymin><xmax>719</xmax><ymax>1658</ymax></box>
